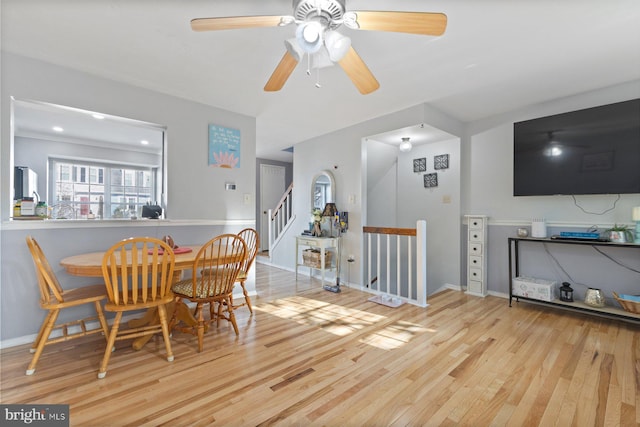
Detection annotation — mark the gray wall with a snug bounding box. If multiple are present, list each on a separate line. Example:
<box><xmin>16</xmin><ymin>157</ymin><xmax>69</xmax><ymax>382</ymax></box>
<box><xmin>464</xmin><ymin>81</ymin><xmax>640</xmax><ymax>224</ymax></box>
<box><xmin>1</xmin><ymin>52</ymin><xmax>258</xmax><ymax>346</ymax></box>
<box><xmin>366</xmin><ymin>137</ymin><xmax>462</xmax><ymax>292</ymax></box>
<box><xmin>15</xmin><ymin>135</ymin><xmax>162</xmax><ymax>204</ymax></box>
<box><xmin>270</xmin><ymin>81</ymin><xmax>640</xmax><ymax>310</ymax></box>
<box><xmin>1</xmin><ymin>52</ymin><xmax>639</xmax><ymax>345</ymax></box>
<box><xmin>255</xmin><ymin>158</ymin><xmax>293</xmax><ymax>246</ymax></box>
<box><xmin>484</xmin><ymin>225</ymin><xmax>640</xmax><ymax>307</ymax></box>
<box><xmin>464</xmin><ymin>80</ymin><xmax>640</xmax><ymax>301</ymax></box>
<box><xmin>1</xmin><ymin>221</ymin><xmax>253</xmax><ymax>346</ymax></box>
<box><xmin>2</xmin><ymin>52</ymin><xmax>257</xmax><ymax>221</ymax></box>
<box><xmin>271</xmin><ymin>105</ymin><xmax>460</xmax><ymax>289</ymax></box>
<box><xmin>396</xmin><ymin>138</ymin><xmax>461</xmax><ymax>290</ymax></box>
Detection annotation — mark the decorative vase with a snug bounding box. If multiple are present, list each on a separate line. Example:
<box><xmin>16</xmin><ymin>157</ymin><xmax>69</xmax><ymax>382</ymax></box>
<box><xmin>584</xmin><ymin>288</ymin><xmax>605</xmax><ymax>307</ymax></box>
<box><xmin>312</xmin><ymin>221</ymin><xmax>322</xmax><ymax>237</ymax></box>
<box><xmin>607</xmin><ymin>230</ymin><xmax>627</xmax><ymax>243</ymax></box>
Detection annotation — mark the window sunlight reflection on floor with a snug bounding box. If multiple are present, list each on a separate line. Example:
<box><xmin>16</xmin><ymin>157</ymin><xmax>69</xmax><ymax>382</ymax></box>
<box><xmin>255</xmin><ymin>296</ymin><xmax>431</xmax><ymax>349</ymax></box>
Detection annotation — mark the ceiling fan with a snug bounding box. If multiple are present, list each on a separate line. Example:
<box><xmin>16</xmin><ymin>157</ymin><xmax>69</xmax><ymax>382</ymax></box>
<box><xmin>191</xmin><ymin>0</ymin><xmax>447</xmax><ymax>94</ymax></box>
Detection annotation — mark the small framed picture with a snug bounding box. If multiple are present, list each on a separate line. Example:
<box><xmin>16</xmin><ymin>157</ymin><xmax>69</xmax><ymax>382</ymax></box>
<box><xmin>413</xmin><ymin>158</ymin><xmax>427</xmax><ymax>173</ymax></box>
<box><xmin>434</xmin><ymin>154</ymin><xmax>449</xmax><ymax>170</ymax></box>
<box><xmin>208</xmin><ymin>124</ymin><xmax>241</xmax><ymax>168</ymax></box>
<box><xmin>424</xmin><ymin>173</ymin><xmax>438</xmax><ymax>188</ymax></box>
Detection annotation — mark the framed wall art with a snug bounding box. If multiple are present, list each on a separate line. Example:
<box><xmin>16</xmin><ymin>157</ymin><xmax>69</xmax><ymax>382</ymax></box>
<box><xmin>413</xmin><ymin>157</ymin><xmax>427</xmax><ymax>173</ymax></box>
<box><xmin>434</xmin><ymin>154</ymin><xmax>449</xmax><ymax>170</ymax></box>
<box><xmin>208</xmin><ymin>124</ymin><xmax>241</xmax><ymax>168</ymax></box>
<box><xmin>424</xmin><ymin>173</ymin><xmax>438</xmax><ymax>188</ymax></box>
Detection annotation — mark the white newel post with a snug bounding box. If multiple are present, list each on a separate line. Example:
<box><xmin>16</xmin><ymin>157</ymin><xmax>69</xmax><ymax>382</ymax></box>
<box><xmin>267</xmin><ymin>208</ymin><xmax>274</xmax><ymax>251</ymax></box>
<box><xmin>416</xmin><ymin>220</ymin><xmax>427</xmax><ymax>307</ymax></box>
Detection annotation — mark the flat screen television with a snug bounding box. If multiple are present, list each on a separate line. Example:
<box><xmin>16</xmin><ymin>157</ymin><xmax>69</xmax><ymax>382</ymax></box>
<box><xmin>513</xmin><ymin>98</ymin><xmax>640</xmax><ymax>196</ymax></box>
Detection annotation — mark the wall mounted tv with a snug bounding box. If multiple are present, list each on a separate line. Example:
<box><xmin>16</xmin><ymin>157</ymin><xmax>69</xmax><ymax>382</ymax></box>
<box><xmin>513</xmin><ymin>98</ymin><xmax>640</xmax><ymax>196</ymax></box>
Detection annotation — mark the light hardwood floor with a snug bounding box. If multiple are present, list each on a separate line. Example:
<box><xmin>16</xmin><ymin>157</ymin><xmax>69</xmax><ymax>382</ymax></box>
<box><xmin>1</xmin><ymin>263</ymin><xmax>638</xmax><ymax>426</ymax></box>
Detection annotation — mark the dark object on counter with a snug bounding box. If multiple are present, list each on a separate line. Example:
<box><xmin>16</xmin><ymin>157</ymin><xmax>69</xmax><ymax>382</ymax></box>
<box><xmin>142</xmin><ymin>205</ymin><xmax>162</xmax><ymax>219</ymax></box>
<box><xmin>559</xmin><ymin>282</ymin><xmax>574</xmax><ymax>302</ymax></box>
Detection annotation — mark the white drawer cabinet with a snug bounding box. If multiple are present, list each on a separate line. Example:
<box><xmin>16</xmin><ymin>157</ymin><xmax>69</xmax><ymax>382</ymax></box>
<box><xmin>465</xmin><ymin>215</ymin><xmax>488</xmax><ymax>297</ymax></box>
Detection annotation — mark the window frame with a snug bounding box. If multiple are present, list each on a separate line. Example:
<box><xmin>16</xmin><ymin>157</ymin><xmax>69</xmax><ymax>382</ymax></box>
<box><xmin>49</xmin><ymin>157</ymin><xmax>158</xmax><ymax>219</ymax></box>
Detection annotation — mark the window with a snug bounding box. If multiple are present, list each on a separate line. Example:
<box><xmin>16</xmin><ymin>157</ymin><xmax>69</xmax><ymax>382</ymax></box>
<box><xmin>50</xmin><ymin>159</ymin><xmax>155</xmax><ymax>219</ymax></box>
<box><xmin>12</xmin><ymin>98</ymin><xmax>165</xmax><ymax>221</ymax></box>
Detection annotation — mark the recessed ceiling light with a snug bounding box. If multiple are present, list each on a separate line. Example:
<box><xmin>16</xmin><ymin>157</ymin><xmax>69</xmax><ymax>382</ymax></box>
<box><xmin>141</xmin><ymin>140</ymin><xmax>149</xmax><ymax>145</ymax></box>
<box><xmin>53</xmin><ymin>126</ymin><xmax>64</xmax><ymax>132</ymax></box>
<box><xmin>92</xmin><ymin>114</ymin><xmax>105</xmax><ymax>120</ymax></box>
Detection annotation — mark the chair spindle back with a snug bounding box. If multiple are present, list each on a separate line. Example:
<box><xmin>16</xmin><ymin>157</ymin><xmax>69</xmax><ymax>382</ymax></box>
<box><xmin>26</xmin><ymin>236</ymin><xmax>65</xmax><ymax>305</ymax></box>
<box><xmin>102</xmin><ymin>237</ymin><xmax>175</xmax><ymax>306</ymax></box>
<box><xmin>191</xmin><ymin>234</ymin><xmax>247</xmax><ymax>298</ymax></box>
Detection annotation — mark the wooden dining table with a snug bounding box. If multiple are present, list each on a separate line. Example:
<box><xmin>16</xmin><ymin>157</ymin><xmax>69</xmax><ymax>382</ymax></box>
<box><xmin>60</xmin><ymin>244</ymin><xmax>204</xmax><ymax>278</ymax></box>
<box><xmin>60</xmin><ymin>243</ymin><xmax>237</xmax><ymax>350</ymax></box>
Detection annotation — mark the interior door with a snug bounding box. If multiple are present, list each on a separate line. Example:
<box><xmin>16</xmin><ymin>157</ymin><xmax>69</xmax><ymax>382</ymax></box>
<box><xmin>259</xmin><ymin>164</ymin><xmax>286</xmax><ymax>252</ymax></box>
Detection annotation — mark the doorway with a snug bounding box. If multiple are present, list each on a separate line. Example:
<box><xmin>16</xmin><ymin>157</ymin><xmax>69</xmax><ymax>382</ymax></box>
<box><xmin>259</xmin><ymin>164</ymin><xmax>286</xmax><ymax>252</ymax></box>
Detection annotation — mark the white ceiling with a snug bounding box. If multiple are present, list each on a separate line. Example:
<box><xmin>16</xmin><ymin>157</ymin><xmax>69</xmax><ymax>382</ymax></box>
<box><xmin>2</xmin><ymin>0</ymin><xmax>640</xmax><ymax>161</ymax></box>
<box><xmin>13</xmin><ymin>99</ymin><xmax>165</xmax><ymax>153</ymax></box>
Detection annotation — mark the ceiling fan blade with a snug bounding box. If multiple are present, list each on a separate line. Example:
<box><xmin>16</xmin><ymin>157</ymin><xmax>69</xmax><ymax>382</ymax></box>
<box><xmin>350</xmin><ymin>11</ymin><xmax>447</xmax><ymax>36</ymax></box>
<box><xmin>191</xmin><ymin>15</ymin><xmax>286</xmax><ymax>32</ymax></box>
<box><xmin>338</xmin><ymin>47</ymin><xmax>380</xmax><ymax>95</ymax></box>
<box><xmin>264</xmin><ymin>51</ymin><xmax>299</xmax><ymax>92</ymax></box>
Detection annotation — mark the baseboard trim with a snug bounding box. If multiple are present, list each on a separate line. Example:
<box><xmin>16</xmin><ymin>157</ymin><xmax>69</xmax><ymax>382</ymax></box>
<box><xmin>0</xmin><ymin>295</ymin><xmax>256</xmax><ymax>350</ymax></box>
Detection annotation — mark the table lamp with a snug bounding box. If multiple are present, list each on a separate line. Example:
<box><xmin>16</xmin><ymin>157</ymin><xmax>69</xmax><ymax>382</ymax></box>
<box><xmin>322</xmin><ymin>202</ymin><xmax>338</xmax><ymax>237</ymax></box>
<box><xmin>633</xmin><ymin>206</ymin><xmax>640</xmax><ymax>244</ymax></box>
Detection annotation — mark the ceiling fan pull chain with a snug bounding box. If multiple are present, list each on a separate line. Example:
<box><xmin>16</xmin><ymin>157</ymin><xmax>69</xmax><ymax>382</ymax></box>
<box><xmin>306</xmin><ymin>54</ymin><xmax>312</xmax><ymax>75</ymax></box>
<box><xmin>315</xmin><ymin>68</ymin><xmax>322</xmax><ymax>88</ymax></box>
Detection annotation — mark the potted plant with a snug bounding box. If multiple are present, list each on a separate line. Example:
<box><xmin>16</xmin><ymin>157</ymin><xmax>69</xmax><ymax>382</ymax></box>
<box><xmin>310</xmin><ymin>208</ymin><xmax>323</xmax><ymax>237</ymax></box>
<box><xmin>604</xmin><ymin>224</ymin><xmax>634</xmax><ymax>243</ymax></box>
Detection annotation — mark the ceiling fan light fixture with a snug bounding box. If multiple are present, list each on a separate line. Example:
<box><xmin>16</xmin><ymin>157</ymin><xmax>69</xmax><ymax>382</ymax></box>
<box><xmin>399</xmin><ymin>137</ymin><xmax>412</xmax><ymax>152</ymax></box>
<box><xmin>285</xmin><ymin>37</ymin><xmax>305</xmax><ymax>62</ymax></box>
<box><xmin>296</xmin><ymin>21</ymin><xmax>324</xmax><ymax>53</ymax></box>
<box><xmin>324</xmin><ymin>31</ymin><xmax>351</xmax><ymax>61</ymax></box>
<box><xmin>190</xmin><ymin>1</ymin><xmax>447</xmax><ymax>95</ymax></box>
<box><xmin>302</xmin><ymin>22</ymin><xmax>321</xmax><ymax>43</ymax></box>
<box><xmin>311</xmin><ymin>47</ymin><xmax>334</xmax><ymax>69</ymax></box>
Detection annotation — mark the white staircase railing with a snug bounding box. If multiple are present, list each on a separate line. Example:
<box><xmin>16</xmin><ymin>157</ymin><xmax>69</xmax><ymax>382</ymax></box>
<box><xmin>268</xmin><ymin>182</ymin><xmax>294</xmax><ymax>252</ymax></box>
<box><xmin>362</xmin><ymin>220</ymin><xmax>427</xmax><ymax>307</ymax></box>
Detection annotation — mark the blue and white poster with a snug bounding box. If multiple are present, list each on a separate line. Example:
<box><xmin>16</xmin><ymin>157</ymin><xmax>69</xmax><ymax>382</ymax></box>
<box><xmin>208</xmin><ymin>124</ymin><xmax>240</xmax><ymax>168</ymax></box>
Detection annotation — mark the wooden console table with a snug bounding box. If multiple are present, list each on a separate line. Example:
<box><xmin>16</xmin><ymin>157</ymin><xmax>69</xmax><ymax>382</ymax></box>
<box><xmin>508</xmin><ymin>237</ymin><xmax>640</xmax><ymax>322</ymax></box>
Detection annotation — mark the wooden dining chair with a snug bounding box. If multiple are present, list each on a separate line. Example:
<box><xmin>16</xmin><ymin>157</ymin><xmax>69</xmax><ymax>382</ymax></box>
<box><xmin>171</xmin><ymin>234</ymin><xmax>247</xmax><ymax>352</ymax></box>
<box><xmin>99</xmin><ymin>236</ymin><xmax>176</xmax><ymax>379</ymax></box>
<box><xmin>25</xmin><ymin>236</ymin><xmax>110</xmax><ymax>376</ymax></box>
<box><xmin>231</xmin><ymin>228</ymin><xmax>260</xmax><ymax>314</ymax></box>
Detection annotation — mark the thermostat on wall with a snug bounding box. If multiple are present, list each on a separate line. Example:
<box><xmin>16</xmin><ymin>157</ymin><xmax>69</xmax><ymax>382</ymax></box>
<box><xmin>225</xmin><ymin>182</ymin><xmax>236</xmax><ymax>191</ymax></box>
